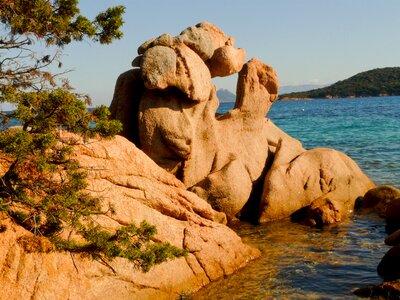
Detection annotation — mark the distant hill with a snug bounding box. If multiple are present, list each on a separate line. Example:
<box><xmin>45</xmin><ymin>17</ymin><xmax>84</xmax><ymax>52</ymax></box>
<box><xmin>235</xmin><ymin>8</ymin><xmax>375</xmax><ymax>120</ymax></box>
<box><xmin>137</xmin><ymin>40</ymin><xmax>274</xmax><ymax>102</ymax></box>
<box><xmin>217</xmin><ymin>89</ymin><xmax>236</xmax><ymax>102</ymax></box>
<box><xmin>279</xmin><ymin>67</ymin><xmax>400</xmax><ymax>100</ymax></box>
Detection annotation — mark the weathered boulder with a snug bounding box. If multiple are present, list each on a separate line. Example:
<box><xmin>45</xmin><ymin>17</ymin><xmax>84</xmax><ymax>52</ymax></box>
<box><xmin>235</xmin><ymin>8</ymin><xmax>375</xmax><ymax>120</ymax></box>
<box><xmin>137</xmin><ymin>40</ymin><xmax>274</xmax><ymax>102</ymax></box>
<box><xmin>0</xmin><ymin>134</ymin><xmax>260</xmax><ymax>299</ymax></box>
<box><xmin>140</xmin><ymin>44</ymin><xmax>213</xmax><ymax>102</ymax></box>
<box><xmin>361</xmin><ymin>185</ymin><xmax>400</xmax><ymax>217</ymax></box>
<box><xmin>259</xmin><ymin>142</ymin><xmax>375</xmax><ymax>224</ymax></box>
<box><xmin>110</xmin><ymin>22</ymin><xmax>374</xmax><ymax>224</ymax></box>
<box><xmin>138</xmin><ymin>22</ymin><xmax>235</xmax><ymax>64</ymax></box>
<box><xmin>134</xmin><ymin>40</ymin><xmax>281</xmax><ymax>220</ymax></box>
<box><xmin>208</xmin><ymin>45</ymin><xmax>246</xmax><ymax>77</ymax></box>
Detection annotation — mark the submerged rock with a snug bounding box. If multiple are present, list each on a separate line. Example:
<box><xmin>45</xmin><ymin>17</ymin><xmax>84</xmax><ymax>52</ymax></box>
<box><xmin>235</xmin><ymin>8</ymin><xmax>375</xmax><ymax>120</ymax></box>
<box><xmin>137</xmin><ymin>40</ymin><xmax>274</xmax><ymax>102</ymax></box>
<box><xmin>111</xmin><ymin>22</ymin><xmax>374</xmax><ymax>224</ymax></box>
<box><xmin>373</xmin><ymin>189</ymin><xmax>400</xmax><ymax>285</ymax></box>
<box><xmin>0</xmin><ymin>133</ymin><xmax>259</xmax><ymax>299</ymax></box>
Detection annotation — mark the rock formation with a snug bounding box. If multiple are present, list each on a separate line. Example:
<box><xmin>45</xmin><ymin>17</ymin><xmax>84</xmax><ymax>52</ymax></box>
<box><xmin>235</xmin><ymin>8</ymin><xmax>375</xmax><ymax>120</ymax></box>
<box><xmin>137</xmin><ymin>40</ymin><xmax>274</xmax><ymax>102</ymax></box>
<box><xmin>354</xmin><ymin>279</ymin><xmax>400</xmax><ymax>299</ymax></box>
<box><xmin>354</xmin><ymin>185</ymin><xmax>400</xmax><ymax>294</ymax></box>
<box><xmin>360</xmin><ymin>185</ymin><xmax>400</xmax><ymax>283</ymax></box>
<box><xmin>360</xmin><ymin>184</ymin><xmax>400</xmax><ymax>232</ymax></box>
<box><xmin>0</xmin><ymin>133</ymin><xmax>259</xmax><ymax>299</ymax></box>
<box><xmin>361</xmin><ymin>185</ymin><xmax>400</xmax><ymax>217</ymax></box>
<box><xmin>110</xmin><ymin>22</ymin><xmax>375</xmax><ymax>224</ymax></box>
<box><xmin>260</xmin><ymin>142</ymin><xmax>375</xmax><ymax>225</ymax></box>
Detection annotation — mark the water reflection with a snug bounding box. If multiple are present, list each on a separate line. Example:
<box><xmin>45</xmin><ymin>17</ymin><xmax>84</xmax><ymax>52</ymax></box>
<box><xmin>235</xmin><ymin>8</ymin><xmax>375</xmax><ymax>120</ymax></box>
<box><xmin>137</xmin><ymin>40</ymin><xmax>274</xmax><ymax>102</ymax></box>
<box><xmin>191</xmin><ymin>215</ymin><xmax>388</xmax><ymax>299</ymax></box>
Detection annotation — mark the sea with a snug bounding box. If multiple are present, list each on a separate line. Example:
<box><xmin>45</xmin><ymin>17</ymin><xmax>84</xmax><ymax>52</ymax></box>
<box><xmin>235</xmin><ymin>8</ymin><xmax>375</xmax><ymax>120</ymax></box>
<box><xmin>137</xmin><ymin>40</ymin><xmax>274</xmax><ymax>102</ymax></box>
<box><xmin>191</xmin><ymin>96</ymin><xmax>400</xmax><ymax>299</ymax></box>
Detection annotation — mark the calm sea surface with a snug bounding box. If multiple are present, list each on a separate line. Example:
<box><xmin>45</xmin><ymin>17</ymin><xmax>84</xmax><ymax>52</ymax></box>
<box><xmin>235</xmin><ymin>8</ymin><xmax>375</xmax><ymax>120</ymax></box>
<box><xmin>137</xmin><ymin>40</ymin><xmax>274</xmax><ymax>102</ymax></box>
<box><xmin>192</xmin><ymin>96</ymin><xmax>400</xmax><ymax>299</ymax></box>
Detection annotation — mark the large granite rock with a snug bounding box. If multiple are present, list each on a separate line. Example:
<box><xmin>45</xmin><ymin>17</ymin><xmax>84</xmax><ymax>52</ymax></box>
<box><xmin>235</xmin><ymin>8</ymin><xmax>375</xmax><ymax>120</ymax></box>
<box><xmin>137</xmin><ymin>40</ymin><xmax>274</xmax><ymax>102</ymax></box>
<box><xmin>259</xmin><ymin>141</ymin><xmax>375</xmax><ymax>224</ymax></box>
<box><xmin>0</xmin><ymin>134</ymin><xmax>259</xmax><ymax>299</ymax></box>
<box><xmin>354</xmin><ymin>279</ymin><xmax>400</xmax><ymax>299</ymax></box>
<box><xmin>110</xmin><ymin>22</ymin><xmax>374</xmax><ymax>224</ymax></box>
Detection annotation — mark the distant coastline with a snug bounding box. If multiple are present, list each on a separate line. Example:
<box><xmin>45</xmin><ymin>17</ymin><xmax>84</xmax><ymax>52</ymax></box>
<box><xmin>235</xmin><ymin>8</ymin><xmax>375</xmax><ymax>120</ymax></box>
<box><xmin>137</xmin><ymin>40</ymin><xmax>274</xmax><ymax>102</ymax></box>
<box><xmin>278</xmin><ymin>95</ymin><xmax>395</xmax><ymax>101</ymax></box>
<box><xmin>218</xmin><ymin>67</ymin><xmax>400</xmax><ymax>102</ymax></box>
<box><xmin>278</xmin><ymin>67</ymin><xmax>400</xmax><ymax>100</ymax></box>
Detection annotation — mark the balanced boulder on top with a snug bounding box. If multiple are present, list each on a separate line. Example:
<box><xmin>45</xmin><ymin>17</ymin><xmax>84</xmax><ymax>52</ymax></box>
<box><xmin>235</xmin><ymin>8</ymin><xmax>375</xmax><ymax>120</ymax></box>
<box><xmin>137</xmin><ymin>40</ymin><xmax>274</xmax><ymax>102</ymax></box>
<box><xmin>110</xmin><ymin>22</ymin><xmax>375</xmax><ymax>223</ymax></box>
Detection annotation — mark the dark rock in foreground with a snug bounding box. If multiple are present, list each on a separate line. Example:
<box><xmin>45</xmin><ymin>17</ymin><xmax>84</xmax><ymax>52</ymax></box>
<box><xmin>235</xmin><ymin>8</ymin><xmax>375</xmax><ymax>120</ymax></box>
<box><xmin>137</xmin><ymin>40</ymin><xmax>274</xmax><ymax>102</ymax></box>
<box><xmin>354</xmin><ymin>279</ymin><xmax>400</xmax><ymax>299</ymax></box>
<box><xmin>378</xmin><ymin>245</ymin><xmax>400</xmax><ymax>281</ymax></box>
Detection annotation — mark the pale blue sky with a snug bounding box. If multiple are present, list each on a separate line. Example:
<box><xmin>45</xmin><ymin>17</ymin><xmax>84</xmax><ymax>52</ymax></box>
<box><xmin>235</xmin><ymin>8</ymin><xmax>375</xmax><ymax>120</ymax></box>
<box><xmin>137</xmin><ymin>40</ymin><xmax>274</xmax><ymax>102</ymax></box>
<box><xmin>44</xmin><ymin>0</ymin><xmax>400</xmax><ymax>106</ymax></box>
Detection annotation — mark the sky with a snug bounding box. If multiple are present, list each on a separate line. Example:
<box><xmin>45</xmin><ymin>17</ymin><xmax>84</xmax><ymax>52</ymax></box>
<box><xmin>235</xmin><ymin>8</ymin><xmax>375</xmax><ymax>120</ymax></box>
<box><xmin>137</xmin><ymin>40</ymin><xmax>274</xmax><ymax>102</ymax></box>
<box><xmin>5</xmin><ymin>0</ymin><xmax>400</xmax><ymax>109</ymax></box>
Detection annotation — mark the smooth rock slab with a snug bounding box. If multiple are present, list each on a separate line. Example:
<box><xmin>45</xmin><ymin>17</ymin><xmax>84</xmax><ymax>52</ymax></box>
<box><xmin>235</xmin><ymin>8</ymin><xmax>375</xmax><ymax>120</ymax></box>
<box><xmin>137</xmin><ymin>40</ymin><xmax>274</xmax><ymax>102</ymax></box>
<box><xmin>111</xmin><ymin>22</ymin><xmax>375</xmax><ymax>225</ymax></box>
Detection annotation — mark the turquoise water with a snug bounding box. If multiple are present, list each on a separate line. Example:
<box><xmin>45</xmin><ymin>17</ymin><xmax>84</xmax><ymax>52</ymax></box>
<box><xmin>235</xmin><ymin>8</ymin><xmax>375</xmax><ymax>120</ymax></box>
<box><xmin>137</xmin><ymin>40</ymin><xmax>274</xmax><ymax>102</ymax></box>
<box><xmin>192</xmin><ymin>97</ymin><xmax>399</xmax><ymax>299</ymax></box>
<box><xmin>219</xmin><ymin>96</ymin><xmax>400</xmax><ymax>188</ymax></box>
<box><xmin>268</xmin><ymin>97</ymin><xmax>400</xmax><ymax>188</ymax></box>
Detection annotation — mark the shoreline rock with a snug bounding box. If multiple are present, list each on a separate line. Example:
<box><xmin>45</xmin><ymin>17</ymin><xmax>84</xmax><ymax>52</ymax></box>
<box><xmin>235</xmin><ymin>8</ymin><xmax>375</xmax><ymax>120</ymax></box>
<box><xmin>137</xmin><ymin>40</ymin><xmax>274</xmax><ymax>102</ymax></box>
<box><xmin>354</xmin><ymin>280</ymin><xmax>400</xmax><ymax>299</ymax></box>
<box><xmin>259</xmin><ymin>144</ymin><xmax>375</xmax><ymax>225</ymax></box>
<box><xmin>355</xmin><ymin>185</ymin><xmax>400</xmax><ymax>297</ymax></box>
<box><xmin>0</xmin><ymin>134</ymin><xmax>260</xmax><ymax>299</ymax></box>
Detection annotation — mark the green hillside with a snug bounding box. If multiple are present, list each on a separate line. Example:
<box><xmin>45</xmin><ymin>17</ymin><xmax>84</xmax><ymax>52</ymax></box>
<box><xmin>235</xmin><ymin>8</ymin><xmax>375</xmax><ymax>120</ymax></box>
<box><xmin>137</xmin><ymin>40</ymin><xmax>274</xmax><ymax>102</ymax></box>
<box><xmin>279</xmin><ymin>67</ymin><xmax>400</xmax><ymax>100</ymax></box>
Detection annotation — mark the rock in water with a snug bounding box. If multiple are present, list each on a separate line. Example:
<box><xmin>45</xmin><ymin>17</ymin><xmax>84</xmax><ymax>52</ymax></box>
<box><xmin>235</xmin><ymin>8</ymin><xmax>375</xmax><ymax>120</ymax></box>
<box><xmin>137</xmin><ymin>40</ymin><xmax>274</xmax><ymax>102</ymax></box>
<box><xmin>361</xmin><ymin>185</ymin><xmax>400</xmax><ymax>217</ymax></box>
<box><xmin>110</xmin><ymin>22</ymin><xmax>374</xmax><ymax>224</ymax></box>
<box><xmin>378</xmin><ymin>245</ymin><xmax>400</xmax><ymax>281</ymax></box>
<box><xmin>0</xmin><ymin>133</ymin><xmax>259</xmax><ymax>299</ymax></box>
<box><xmin>259</xmin><ymin>142</ymin><xmax>375</xmax><ymax>224</ymax></box>
<box><xmin>354</xmin><ymin>279</ymin><xmax>400</xmax><ymax>299</ymax></box>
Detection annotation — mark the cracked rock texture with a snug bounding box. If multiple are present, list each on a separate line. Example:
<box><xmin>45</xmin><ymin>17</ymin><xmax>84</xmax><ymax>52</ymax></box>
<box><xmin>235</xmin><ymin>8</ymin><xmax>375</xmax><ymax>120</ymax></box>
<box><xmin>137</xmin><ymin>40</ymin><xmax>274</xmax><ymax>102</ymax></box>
<box><xmin>0</xmin><ymin>134</ymin><xmax>260</xmax><ymax>299</ymax></box>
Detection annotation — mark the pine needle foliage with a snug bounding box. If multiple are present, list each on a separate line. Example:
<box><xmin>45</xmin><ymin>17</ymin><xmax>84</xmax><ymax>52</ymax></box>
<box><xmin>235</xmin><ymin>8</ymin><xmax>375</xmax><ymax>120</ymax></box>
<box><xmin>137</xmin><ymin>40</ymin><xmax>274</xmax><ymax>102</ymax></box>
<box><xmin>0</xmin><ymin>0</ymin><xmax>187</xmax><ymax>272</ymax></box>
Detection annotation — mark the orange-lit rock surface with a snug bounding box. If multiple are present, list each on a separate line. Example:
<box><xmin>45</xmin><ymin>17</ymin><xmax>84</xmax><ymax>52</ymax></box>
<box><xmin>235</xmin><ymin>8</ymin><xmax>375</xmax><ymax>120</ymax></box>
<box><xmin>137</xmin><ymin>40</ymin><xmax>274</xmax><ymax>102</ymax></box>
<box><xmin>111</xmin><ymin>22</ymin><xmax>374</xmax><ymax>224</ymax></box>
<box><xmin>0</xmin><ymin>133</ymin><xmax>259</xmax><ymax>300</ymax></box>
<box><xmin>112</xmin><ymin>23</ymin><xmax>281</xmax><ymax>221</ymax></box>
